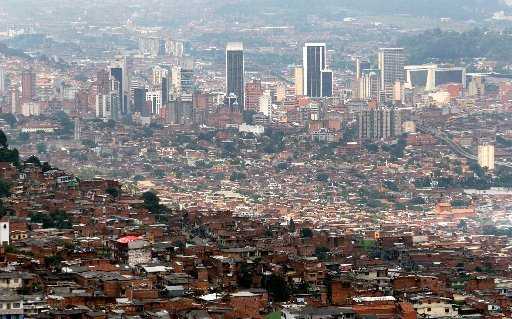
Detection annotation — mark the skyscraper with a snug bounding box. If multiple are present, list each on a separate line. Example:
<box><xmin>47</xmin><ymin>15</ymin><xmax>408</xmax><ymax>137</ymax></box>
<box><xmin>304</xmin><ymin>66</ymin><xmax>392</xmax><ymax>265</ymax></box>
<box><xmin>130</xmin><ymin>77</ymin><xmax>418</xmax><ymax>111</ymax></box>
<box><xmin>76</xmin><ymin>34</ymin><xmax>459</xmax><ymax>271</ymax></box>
<box><xmin>162</xmin><ymin>76</ymin><xmax>169</xmax><ymax>107</ymax></box>
<box><xmin>21</xmin><ymin>70</ymin><xmax>36</xmax><ymax>102</ymax></box>
<box><xmin>111</xmin><ymin>56</ymin><xmax>130</xmax><ymax>115</ymax></box>
<box><xmin>294</xmin><ymin>66</ymin><xmax>304</xmax><ymax>96</ymax></box>
<box><xmin>356</xmin><ymin>58</ymin><xmax>371</xmax><ymax>80</ymax></box>
<box><xmin>152</xmin><ymin>66</ymin><xmax>168</xmax><ymax>87</ymax></box>
<box><xmin>478</xmin><ymin>144</ymin><xmax>495</xmax><ymax>171</ymax></box>
<box><xmin>245</xmin><ymin>80</ymin><xmax>264</xmax><ymax>112</ymax></box>
<box><xmin>150</xmin><ymin>65</ymin><xmax>171</xmax><ymax>107</ymax></box>
<box><xmin>171</xmin><ymin>65</ymin><xmax>182</xmax><ymax>98</ymax></box>
<box><xmin>96</xmin><ymin>77</ymin><xmax>121</xmax><ymax>120</ymax></box>
<box><xmin>226</xmin><ymin>42</ymin><xmax>245</xmax><ymax>110</ymax></box>
<box><xmin>358</xmin><ymin>106</ymin><xmax>402</xmax><ymax>141</ymax></box>
<box><xmin>303</xmin><ymin>43</ymin><xmax>325</xmax><ymax>98</ymax></box>
<box><xmin>97</xmin><ymin>69</ymin><xmax>111</xmax><ymax>95</ymax></box>
<box><xmin>133</xmin><ymin>88</ymin><xmax>148</xmax><ymax>115</ymax></box>
<box><xmin>110</xmin><ymin>67</ymin><xmax>124</xmax><ymax>114</ymax></box>
<box><xmin>145</xmin><ymin>90</ymin><xmax>162</xmax><ymax>115</ymax></box>
<box><xmin>74</xmin><ymin>117</ymin><xmax>81</xmax><ymax>141</ymax></box>
<box><xmin>180</xmin><ymin>68</ymin><xmax>194</xmax><ymax>96</ymax></box>
<box><xmin>321</xmin><ymin>70</ymin><xmax>333</xmax><ymax>97</ymax></box>
<box><xmin>0</xmin><ymin>68</ymin><xmax>5</xmax><ymax>95</ymax></box>
<box><xmin>303</xmin><ymin>43</ymin><xmax>333</xmax><ymax>98</ymax></box>
<box><xmin>378</xmin><ymin>48</ymin><xmax>406</xmax><ymax>101</ymax></box>
<box><xmin>357</xmin><ymin>69</ymin><xmax>381</xmax><ymax>103</ymax></box>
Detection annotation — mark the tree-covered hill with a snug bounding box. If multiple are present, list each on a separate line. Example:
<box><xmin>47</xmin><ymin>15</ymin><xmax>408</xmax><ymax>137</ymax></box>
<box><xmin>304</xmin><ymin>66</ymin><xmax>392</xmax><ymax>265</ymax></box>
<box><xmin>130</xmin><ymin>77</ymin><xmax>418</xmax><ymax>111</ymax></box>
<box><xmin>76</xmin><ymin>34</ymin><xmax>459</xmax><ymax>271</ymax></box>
<box><xmin>397</xmin><ymin>28</ymin><xmax>512</xmax><ymax>64</ymax></box>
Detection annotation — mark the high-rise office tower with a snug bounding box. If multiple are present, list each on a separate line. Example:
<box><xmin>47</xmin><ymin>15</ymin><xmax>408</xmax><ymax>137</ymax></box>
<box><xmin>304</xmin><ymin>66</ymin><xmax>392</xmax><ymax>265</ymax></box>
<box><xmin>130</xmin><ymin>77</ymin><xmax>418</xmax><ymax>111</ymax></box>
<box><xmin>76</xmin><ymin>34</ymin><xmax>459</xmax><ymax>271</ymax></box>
<box><xmin>226</xmin><ymin>42</ymin><xmax>245</xmax><ymax>110</ymax></box>
<box><xmin>162</xmin><ymin>76</ymin><xmax>169</xmax><ymax>107</ymax></box>
<box><xmin>356</xmin><ymin>58</ymin><xmax>371</xmax><ymax>80</ymax></box>
<box><xmin>294</xmin><ymin>66</ymin><xmax>304</xmax><ymax>96</ymax></box>
<box><xmin>303</xmin><ymin>43</ymin><xmax>333</xmax><ymax>98</ymax></box>
<box><xmin>146</xmin><ymin>90</ymin><xmax>162</xmax><ymax>115</ymax></box>
<box><xmin>478</xmin><ymin>144</ymin><xmax>495</xmax><ymax>171</ymax></box>
<box><xmin>357</xmin><ymin>69</ymin><xmax>381</xmax><ymax>103</ymax></box>
<box><xmin>21</xmin><ymin>70</ymin><xmax>36</xmax><ymax>102</ymax></box>
<box><xmin>110</xmin><ymin>67</ymin><xmax>124</xmax><ymax>114</ymax></box>
<box><xmin>74</xmin><ymin>117</ymin><xmax>81</xmax><ymax>141</ymax></box>
<box><xmin>259</xmin><ymin>90</ymin><xmax>272</xmax><ymax>117</ymax></box>
<box><xmin>170</xmin><ymin>65</ymin><xmax>182</xmax><ymax>98</ymax></box>
<box><xmin>97</xmin><ymin>69</ymin><xmax>111</xmax><ymax>95</ymax></box>
<box><xmin>303</xmin><ymin>43</ymin><xmax>325</xmax><ymax>98</ymax></box>
<box><xmin>133</xmin><ymin>88</ymin><xmax>148</xmax><ymax>115</ymax></box>
<box><xmin>138</xmin><ymin>36</ymin><xmax>161</xmax><ymax>57</ymax></box>
<box><xmin>322</xmin><ymin>70</ymin><xmax>333</xmax><ymax>97</ymax></box>
<box><xmin>358</xmin><ymin>106</ymin><xmax>402</xmax><ymax>141</ymax></box>
<box><xmin>10</xmin><ymin>88</ymin><xmax>19</xmax><ymax>115</ymax></box>
<box><xmin>180</xmin><ymin>57</ymin><xmax>195</xmax><ymax>96</ymax></box>
<box><xmin>111</xmin><ymin>56</ymin><xmax>130</xmax><ymax>115</ymax></box>
<box><xmin>0</xmin><ymin>68</ymin><xmax>5</xmax><ymax>95</ymax></box>
<box><xmin>378</xmin><ymin>48</ymin><xmax>406</xmax><ymax>101</ymax></box>
<box><xmin>468</xmin><ymin>75</ymin><xmax>486</xmax><ymax>97</ymax></box>
<box><xmin>150</xmin><ymin>66</ymin><xmax>170</xmax><ymax>107</ymax></box>
<box><xmin>152</xmin><ymin>66</ymin><xmax>168</xmax><ymax>87</ymax></box>
<box><xmin>168</xmin><ymin>98</ymin><xmax>194</xmax><ymax>125</ymax></box>
<box><xmin>180</xmin><ymin>68</ymin><xmax>194</xmax><ymax>96</ymax></box>
<box><xmin>96</xmin><ymin>78</ymin><xmax>121</xmax><ymax>120</ymax></box>
<box><xmin>245</xmin><ymin>80</ymin><xmax>264</xmax><ymax>112</ymax></box>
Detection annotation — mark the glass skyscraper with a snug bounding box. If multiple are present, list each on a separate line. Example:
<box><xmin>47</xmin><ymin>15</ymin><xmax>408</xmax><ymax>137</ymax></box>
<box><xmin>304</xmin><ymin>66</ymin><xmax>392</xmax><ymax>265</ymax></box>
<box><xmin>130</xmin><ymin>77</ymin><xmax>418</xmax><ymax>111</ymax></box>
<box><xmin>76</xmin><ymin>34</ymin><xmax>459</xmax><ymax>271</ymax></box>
<box><xmin>303</xmin><ymin>43</ymin><xmax>333</xmax><ymax>98</ymax></box>
<box><xmin>226</xmin><ymin>42</ymin><xmax>244</xmax><ymax>110</ymax></box>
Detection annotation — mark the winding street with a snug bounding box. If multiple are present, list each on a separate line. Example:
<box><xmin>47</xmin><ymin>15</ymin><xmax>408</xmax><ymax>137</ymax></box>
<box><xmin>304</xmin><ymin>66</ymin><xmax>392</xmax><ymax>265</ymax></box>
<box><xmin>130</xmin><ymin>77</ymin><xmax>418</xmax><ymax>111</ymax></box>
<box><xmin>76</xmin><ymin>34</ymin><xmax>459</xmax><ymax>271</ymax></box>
<box><xmin>416</xmin><ymin>124</ymin><xmax>512</xmax><ymax>169</ymax></box>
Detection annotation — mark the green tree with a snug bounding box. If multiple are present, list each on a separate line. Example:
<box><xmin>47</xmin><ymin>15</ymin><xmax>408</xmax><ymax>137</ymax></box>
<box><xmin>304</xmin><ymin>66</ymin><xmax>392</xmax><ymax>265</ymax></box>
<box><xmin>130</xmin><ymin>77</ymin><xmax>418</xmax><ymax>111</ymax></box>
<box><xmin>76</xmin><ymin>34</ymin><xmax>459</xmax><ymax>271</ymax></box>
<box><xmin>289</xmin><ymin>219</ymin><xmax>296</xmax><ymax>233</ymax></box>
<box><xmin>238</xmin><ymin>262</ymin><xmax>254</xmax><ymax>288</ymax></box>
<box><xmin>276</xmin><ymin>162</ymin><xmax>289</xmax><ymax>172</ymax></box>
<box><xmin>18</xmin><ymin>132</ymin><xmax>30</xmax><ymax>143</ymax></box>
<box><xmin>0</xmin><ymin>148</ymin><xmax>19</xmax><ymax>167</ymax></box>
<box><xmin>143</xmin><ymin>191</ymin><xmax>161</xmax><ymax>213</ymax></box>
<box><xmin>0</xmin><ymin>130</ymin><xmax>7</xmax><ymax>149</ymax></box>
<box><xmin>25</xmin><ymin>155</ymin><xmax>41</xmax><ymax>167</ymax></box>
<box><xmin>230</xmin><ymin>171</ymin><xmax>246</xmax><ymax>181</ymax></box>
<box><xmin>243</xmin><ymin>110</ymin><xmax>256</xmax><ymax>125</ymax></box>
<box><xmin>152</xmin><ymin>169</ymin><xmax>165</xmax><ymax>179</ymax></box>
<box><xmin>44</xmin><ymin>255</ymin><xmax>63</xmax><ymax>270</ymax></box>
<box><xmin>0</xmin><ymin>179</ymin><xmax>11</xmax><ymax>198</ymax></box>
<box><xmin>30</xmin><ymin>211</ymin><xmax>73</xmax><ymax>229</ymax></box>
<box><xmin>81</xmin><ymin>139</ymin><xmax>97</xmax><ymax>148</ymax></box>
<box><xmin>41</xmin><ymin>162</ymin><xmax>52</xmax><ymax>172</ymax></box>
<box><xmin>264</xmin><ymin>274</ymin><xmax>291</xmax><ymax>302</ymax></box>
<box><xmin>316</xmin><ymin>173</ymin><xmax>329</xmax><ymax>182</ymax></box>
<box><xmin>300</xmin><ymin>227</ymin><xmax>313</xmax><ymax>238</ymax></box>
<box><xmin>105</xmin><ymin>187</ymin><xmax>120</xmax><ymax>199</ymax></box>
<box><xmin>133</xmin><ymin>175</ymin><xmax>145</xmax><ymax>182</ymax></box>
<box><xmin>0</xmin><ymin>114</ymin><xmax>17</xmax><ymax>128</ymax></box>
<box><xmin>315</xmin><ymin>246</ymin><xmax>330</xmax><ymax>261</ymax></box>
<box><xmin>55</xmin><ymin>111</ymin><xmax>74</xmax><ymax>135</ymax></box>
<box><xmin>36</xmin><ymin>143</ymin><xmax>47</xmax><ymax>154</ymax></box>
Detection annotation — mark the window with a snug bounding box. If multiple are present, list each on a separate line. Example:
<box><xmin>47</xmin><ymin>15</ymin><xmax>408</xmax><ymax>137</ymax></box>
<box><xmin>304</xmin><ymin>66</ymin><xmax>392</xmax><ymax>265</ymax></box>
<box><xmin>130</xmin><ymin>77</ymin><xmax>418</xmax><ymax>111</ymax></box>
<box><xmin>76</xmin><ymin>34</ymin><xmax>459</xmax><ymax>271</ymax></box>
<box><xmin>427</xmin><ymin>308</ymin><xmax>431</xmax><ymax>312</ymax></box>
<box><xmin>12</xmin><ymin>303</ymin><xmax>20</xmax><ymax>308</ymax></box>
<box><xmin>445</xmin><ymin>308</ymin><xmax>450</xmax><ymax>313</ymax></box>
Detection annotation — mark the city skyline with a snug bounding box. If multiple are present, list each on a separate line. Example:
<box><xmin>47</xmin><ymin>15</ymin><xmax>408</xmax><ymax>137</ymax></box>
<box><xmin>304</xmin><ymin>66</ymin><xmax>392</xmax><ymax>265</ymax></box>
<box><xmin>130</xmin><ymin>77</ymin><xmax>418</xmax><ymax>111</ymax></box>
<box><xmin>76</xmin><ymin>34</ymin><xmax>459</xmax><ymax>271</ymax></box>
<box><xmin>1</xmin><ymin>2</ymin><xmax>512</xmax><ymax>319</ymax></box>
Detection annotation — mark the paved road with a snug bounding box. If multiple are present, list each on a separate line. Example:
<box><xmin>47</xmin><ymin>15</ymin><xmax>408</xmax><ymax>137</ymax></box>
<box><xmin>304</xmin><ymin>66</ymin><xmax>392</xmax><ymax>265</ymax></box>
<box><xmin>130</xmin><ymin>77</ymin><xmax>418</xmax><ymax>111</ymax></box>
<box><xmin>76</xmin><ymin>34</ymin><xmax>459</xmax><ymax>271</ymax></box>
<box><xmin>417</xmin><ymin>124</ymin><xmax>512</xmax><ymax>169</ymax></box>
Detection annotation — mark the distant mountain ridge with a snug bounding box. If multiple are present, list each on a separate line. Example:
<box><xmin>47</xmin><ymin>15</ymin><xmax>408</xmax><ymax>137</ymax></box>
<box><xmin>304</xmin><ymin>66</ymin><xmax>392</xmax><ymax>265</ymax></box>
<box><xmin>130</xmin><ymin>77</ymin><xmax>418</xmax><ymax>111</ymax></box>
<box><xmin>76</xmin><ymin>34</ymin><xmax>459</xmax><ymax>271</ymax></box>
<box><xmin>1</xmin><ymin>0</ymin><xmax>510</xmax><ymax>28</ymax></box>
<box><xmin>216</xmin><ymin>0</ymin><xmax>510</xmax><ymax>21</ymax></box>
<box><xmin>341</xmin><ymin>0</ymin><xmax>508</xmax><ymax>19</ymax></box>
